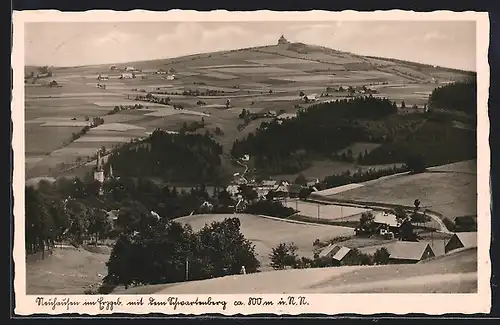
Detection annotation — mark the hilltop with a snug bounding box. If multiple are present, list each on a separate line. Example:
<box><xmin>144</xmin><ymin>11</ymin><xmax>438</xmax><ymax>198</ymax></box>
<box><xmin>25</xmin><ymin>39</ymin><xmax>475</xmax><ymax>183</ymax></box>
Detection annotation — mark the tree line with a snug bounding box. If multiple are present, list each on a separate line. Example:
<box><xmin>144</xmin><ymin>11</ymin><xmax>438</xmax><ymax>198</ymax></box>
<box><xmin>428</xmin><ymin>79</ymin><xmax>477</xmax><ymax>115</ymax></box>
<box><xmin>24</xmin><ymin>174</ymin><xmax>238</xmax><ymax>256</ymax></box>
<box><xmin>105</xmin><ymin>129</ymin><xmax>227</xmax><ymax>185</ymax></box>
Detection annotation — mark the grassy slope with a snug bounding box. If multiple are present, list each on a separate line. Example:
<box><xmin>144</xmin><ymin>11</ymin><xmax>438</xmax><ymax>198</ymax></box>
<box><xmin>117</xmin><ymin>247</ymin><xmax>476</xmax><ymax>294</ymax></box>
<box><xmin>323</xmin><ymin>160</ymin><xmax>477</xmax><ymax>219</ymax></box>
<box><xmin>175</xmin><ymin>213</ymin><xmax>355</xmax><ymax>270</ymax></box>
<box><xmin>26</xmin><ymin>247</ymin><xmax>110</xmax><ymax>295</ymax></box>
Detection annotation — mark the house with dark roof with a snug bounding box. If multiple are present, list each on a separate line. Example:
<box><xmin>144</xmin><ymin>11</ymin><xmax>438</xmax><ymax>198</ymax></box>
<box><xmin>319</xmin><ymin>244</ymin><xmax>353</xmax><ymax>265</ymax></box>
<box><xmin>287</xmin><ymin>184</ymin><xmax>304</xmax><ymax>198</ymax></box>
<box><xmin>444</xmin><ymin>232</ymin><xmax>477</xmax><ymax>254</ymax></box>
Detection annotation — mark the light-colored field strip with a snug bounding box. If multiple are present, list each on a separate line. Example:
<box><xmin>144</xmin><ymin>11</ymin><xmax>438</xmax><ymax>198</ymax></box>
<box><xmin>50</xmin><ymin>147</ymin><xmax>101</xmax><ymax>157</ymax></box>
<box><xmin>284</xmin><ymin>200</ymin><xmax>370</xmax><ymax>220</ymax></box>
<box><xmin>73</xmin><ymin>136</ymin><xmax>136</xmax><ymax>143</ymax></box>
<box><xmin>92</xmin><ymin>123</ymin><xmax>145</xmax><ymax>132</ymax></box>
<box><xmin>202</xmin><ymin>72</ymin><xmax>239</xmax><ymax>80</ymax></box>
<box><xmin>315</xmin><ymin>183</ymin><xmax>365</xmax><ymax>196</ymax></box>
<box><xmin>40</xmin><ymin>121</ymin><xmax>92</xmax><ymax>127</ymax></box>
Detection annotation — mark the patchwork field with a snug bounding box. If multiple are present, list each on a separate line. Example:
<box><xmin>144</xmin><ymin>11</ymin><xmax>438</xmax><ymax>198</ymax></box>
<box><xmin>175</xmin><ymin>213</ymin><xmax>355</xmax><ymax>271</ymax></box>
<box><xmin>25</xmin><ymin>42</ymin><xmax>471</xmax><ymax>182</ymax></box>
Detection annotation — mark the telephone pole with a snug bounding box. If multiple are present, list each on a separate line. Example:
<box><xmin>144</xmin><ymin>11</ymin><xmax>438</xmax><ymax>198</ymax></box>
<box><xmin>185</xmin><ymin>256</ymin><xmax>189</xmax><ymax>281</ymax></box>
<box><xmin>317</xmin><ymin>203</ymin><xmax>320</xmax><ymax>221</ymax></box>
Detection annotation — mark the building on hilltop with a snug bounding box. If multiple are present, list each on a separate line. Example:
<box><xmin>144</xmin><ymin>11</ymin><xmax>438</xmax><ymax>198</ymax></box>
<box><xmin>278</xmin><ymin>34</ymin><xmax>290</xmax><ymax>45</ymax></box>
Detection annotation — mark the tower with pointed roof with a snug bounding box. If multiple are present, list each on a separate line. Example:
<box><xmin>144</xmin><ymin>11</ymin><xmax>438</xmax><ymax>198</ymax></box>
<box><xmin>278</xmin><ymin>34</ymin><xmax>290</xmax><ymax>45</ymax></box>
<box><xmin>93</xmin><ymin>150</ymin><xmax>105</xmax><ymax>195</ymax></box>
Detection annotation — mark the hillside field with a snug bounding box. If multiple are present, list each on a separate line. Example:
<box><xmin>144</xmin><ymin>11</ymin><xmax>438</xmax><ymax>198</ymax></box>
<box><xmin>26</xmin><ymin>247</ymin><xmax>110</xmax><ymax>295</ymax></box>
<box><xmin>128</xmin><ymin>247</ymin><xmax>476</xmax><ymax>294</ymax></box>
<box><xmin>175</xmin><ymin>213</ymin><xmax>355</xmax><ymax>270</ymax></box>
<box><xmin>25</xmin><ymin>42</ymin><xmax>472</xmax><ymax>182</ymax></box>
<box><xmin>320</xmin><ymin>160</ymin><xmax>477</xmax><ymax>219</ymax></box>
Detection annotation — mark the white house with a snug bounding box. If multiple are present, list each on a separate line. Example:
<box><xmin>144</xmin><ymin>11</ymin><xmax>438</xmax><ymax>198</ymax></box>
<box><xmin>156</xmin><ymin>69</ymin><xmax>168</xmax><ymax>75</ymax></box>
<box><xmin>276</xmin><ymin>113</ymin><xmax>297</xmax><ymax>120</ymax></box>
<box><xmin>97</xmin><ymin>74</ymin><xmax>109</xmax><ymax>80</ymax></box>
<box><xmin>303</xmin><ymin>94</ymin><xmax>317</xmax><ymax>102</ymax></box>
<box><xmin>125</xmin><ymin>66</ymin><xmax>136</xmax><ymax>71</ymax></box>
<box><xmin>166</xmin><ymin>74</ymin><xmax>176</xmax><ymax>80</ymax></box>
<box><xmin>274</xmin><ymin>181</ymin><xmax>290</xmax><ymax>193</ymax></box>
<box><xmin>120</xmin><ymin>73</ymin><xmax>134</xmax><ymax>79</ymax></box>
<box><xmin>226</xmin><ymin>184</ymin><xmax>240</xmax><ymax>197</ymax></box>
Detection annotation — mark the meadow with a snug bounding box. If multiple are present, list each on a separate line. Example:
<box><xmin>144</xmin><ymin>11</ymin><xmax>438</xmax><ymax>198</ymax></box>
<box><xmin>323</xmin><ymin>161</ymin><xmax>477</xmax><ymax>219</ymax></box>
<box><xmin>147</xmin><ymin>248</ymin><xmax>476</xmax><ymax>294</ymax></box>
<box><xmin>175</xmin><ymin>213</ymin><xmax>355</xmax><ymax>271</ymax></box>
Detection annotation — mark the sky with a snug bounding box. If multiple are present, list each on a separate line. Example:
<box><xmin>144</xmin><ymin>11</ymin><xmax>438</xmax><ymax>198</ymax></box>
<box><xmin>24</xmin><ymin>21</ymin><xmax>477</xmax><ymax>71</ymax></box>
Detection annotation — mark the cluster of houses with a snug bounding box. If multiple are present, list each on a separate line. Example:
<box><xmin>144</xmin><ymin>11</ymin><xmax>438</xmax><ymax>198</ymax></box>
<box><xmin>226</xmin><ymin>177</ymin><xmax>320</xmax><ymax>203</ymax></box>
<box><xmin>96</xmin><ymin>66</ymin><xmax>176</xmax><ymax>81</ymax></box>
<box><xmin>319</xmin><ymin>231</ymin><xmax>477</xmax><ymax>265</ymax></box>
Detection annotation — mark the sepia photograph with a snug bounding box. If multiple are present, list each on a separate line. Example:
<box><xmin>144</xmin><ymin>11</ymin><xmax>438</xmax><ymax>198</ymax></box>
<box><xmin>12</xmin><ymin>10</ymin><xmax>490</xmax><ymax>315</ymax></box>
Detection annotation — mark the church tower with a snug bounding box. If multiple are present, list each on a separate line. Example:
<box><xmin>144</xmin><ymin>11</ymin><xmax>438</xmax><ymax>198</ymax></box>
<box><xmin>93</xmin><ymin>150</ymin><xmax>105</xmax><ymax>195</ymax></box>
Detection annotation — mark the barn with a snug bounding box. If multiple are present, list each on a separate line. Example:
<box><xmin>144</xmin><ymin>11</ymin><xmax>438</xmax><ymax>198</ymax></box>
<box><xmin>386</xmin><ymin>241</ymin><xmax>435</xmax><ymax>264</ymax></box>
<box><xmin>444</xmin><ymin>232</ymin><xmax>477</xmax><ymax>254</ymax></box>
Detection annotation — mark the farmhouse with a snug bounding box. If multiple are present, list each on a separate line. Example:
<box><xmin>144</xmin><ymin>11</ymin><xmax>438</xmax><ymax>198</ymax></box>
<box><xmin>444</xmin><ymin>232</ymin><xmax>477</xmax><ymax>254</ymax></box>
<box><xmin>306</xmin><ymin>177</ymin><xmax>320</xmax><ymax>188</ymax></box>
<box><xmin>386</xmin><ymin>241</ymin><xmax>436</xmax><ymax>264</ymax></box>
<box><xmin>226</xmin><ymin>184</ymin><xmax>240</xmax><ymax>197</ymax></box>
<box><xmin>267</xmin><ymin>110</ymin><xmax>277</xmax><ymax>117</ymax></box>
<box><xmin>318</xmin><ymin>244</ymin><xmax>353</xmax><ymax>265</ymax></box>
<box><xmin>120</xmin><ymin>73</ymin><xmax>134</xmax><ymax>79</ymax></box>
<box><xmin>454</xmin><ymin>215</ymin><xmax>477</xmax><ymax>232</ymax></box>
<box><xmin>125</xmin><ymin>66</ymin><xmax>136</xmax><ymax>71</ymax></box>
<box><xmin>97</xmin><ymin>73</ymin><xmax>109</xmax><ymax>81</ymax></box>
<box><xmin>276</xmin><ymin>113</ymin><xmax>297</xmax><ymax>121</ymax></box>
<box><xmin>373</xmin><ymin>211</ymin><xmax>402</xmax><ymax>235</ymax></box>
<box><xmin>166</xmin><ymin>74</ymin><xmax>176</xmax><ymax>80</ymax></box>
<box><xmin>274</xmin><ymin>181</ymin><xmax>290</xmax><ymax>194</ymax></box>
<box><xmin>303</xmin><ymin>94</ymin><xmax>317</xmax><ymax>102</ymax></box>
<box><xmin>287</xmin><ymin>184</ymin><xmax>304</xmax><ymax>198</ymax></box>
<box><xmin>156</xmin><ymin>69</ymin><xmax>168</xmax><ymax>75</ymax></box>
<box><xmin>261</xmin><ymin>180</ymin><xmax>278</xmax><ymax>188</ymax></box>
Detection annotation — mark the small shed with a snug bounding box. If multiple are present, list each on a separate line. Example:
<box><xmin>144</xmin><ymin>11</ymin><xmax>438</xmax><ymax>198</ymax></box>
<box><xmin>319</xmin><ymin>244</ymin><xmax>353</xmax><ymax>265</ymax></box>
<box><xmin>306</xmin><ymin>177</ymin><xmax>319</xmax><ymax>188</ymax></box>
<box><xmin>444</xmin><ymin>232</ymin><xmax>477</xmax><ymax>254</ymax></box>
